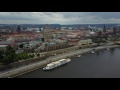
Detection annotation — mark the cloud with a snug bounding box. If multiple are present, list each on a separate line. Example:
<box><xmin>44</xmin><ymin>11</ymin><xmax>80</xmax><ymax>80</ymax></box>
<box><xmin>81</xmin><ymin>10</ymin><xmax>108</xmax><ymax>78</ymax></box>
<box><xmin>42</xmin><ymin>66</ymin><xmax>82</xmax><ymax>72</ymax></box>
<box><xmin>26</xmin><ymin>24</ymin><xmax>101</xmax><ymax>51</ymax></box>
<box><xmin>0</xmin><ymin>12</ymin><xmax>120</xmax><ymax>24</ymax></box>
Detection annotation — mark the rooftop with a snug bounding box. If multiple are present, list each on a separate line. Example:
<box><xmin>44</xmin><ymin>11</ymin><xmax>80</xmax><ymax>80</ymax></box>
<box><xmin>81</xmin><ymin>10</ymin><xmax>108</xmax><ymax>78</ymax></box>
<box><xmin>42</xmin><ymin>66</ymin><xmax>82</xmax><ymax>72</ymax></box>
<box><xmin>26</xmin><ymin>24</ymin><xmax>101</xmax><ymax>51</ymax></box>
<box><xmin>0</xmin><ymin>45</ymin><xmax>8</xmax><ymax>47</ymax></box>
<box><xmin>0</xmin><ymin>41</ymin><xmax>13</xmax><ymax>45</ymax></box>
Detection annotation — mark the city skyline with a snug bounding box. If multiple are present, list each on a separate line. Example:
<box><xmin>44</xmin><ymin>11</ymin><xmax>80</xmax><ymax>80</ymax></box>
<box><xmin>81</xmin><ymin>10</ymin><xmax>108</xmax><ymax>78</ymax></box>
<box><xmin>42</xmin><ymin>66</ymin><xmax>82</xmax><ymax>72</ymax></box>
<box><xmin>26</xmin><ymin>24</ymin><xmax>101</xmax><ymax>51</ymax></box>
<box><xmin>0</xmin><ymin>12</ymin><xmax>120</xmax><ymax>24</ymax></box>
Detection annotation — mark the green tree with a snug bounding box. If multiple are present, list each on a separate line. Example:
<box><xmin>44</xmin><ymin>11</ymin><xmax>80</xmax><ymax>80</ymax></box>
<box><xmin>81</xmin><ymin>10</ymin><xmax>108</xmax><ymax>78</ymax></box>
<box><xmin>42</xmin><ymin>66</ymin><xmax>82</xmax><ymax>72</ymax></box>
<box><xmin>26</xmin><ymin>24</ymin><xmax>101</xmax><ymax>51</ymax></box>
<box><xmin>29</xmin><ymin>54</ymin><xmax>32</xmax><ymax>58</ymax></box>
<box><xmin>2</xmin><ymin>54</ymin><xmax>14</xmax><ymax>65</ymax></box>
<box><xmin>19</xmin><ymin>44</ymin><xmax>24</xmax><ymax>48</ymax></box>
<box><xmin>14</xmin><ymin>56</ymin><xmax>19</xmax><ymax>62</ymax></box>
<box><xmin>0</xmin><ymin>50</ymin><xmax>5</xmax><ymax>63</ymax></box>
<box><xmin>2</xmin><ymin>56</ymin><xmax>10</xmax><ymax>65</ymax></box>
<box><xmin>37</xmin><ymin>53</ymin><xmax>40</xmax><ymax>57</ymax></box>
<box><xmin>1</xmin><ymin>45</ymin><xmax>33</xmax><ymax>64</ymax></box>
<box><xmin>29</xmin><ymin>54</ymin><xmax>35</xmax><ymax>58</ymax></box>
<box><xmin>21</xmin><ymin>52</ymin><xmax>28</xmax><ymax>60</ymax></box>
<box><xmin>2</xmin><ymin>45</ymin><xmax>16</xmax><ymax>64</ymax></box>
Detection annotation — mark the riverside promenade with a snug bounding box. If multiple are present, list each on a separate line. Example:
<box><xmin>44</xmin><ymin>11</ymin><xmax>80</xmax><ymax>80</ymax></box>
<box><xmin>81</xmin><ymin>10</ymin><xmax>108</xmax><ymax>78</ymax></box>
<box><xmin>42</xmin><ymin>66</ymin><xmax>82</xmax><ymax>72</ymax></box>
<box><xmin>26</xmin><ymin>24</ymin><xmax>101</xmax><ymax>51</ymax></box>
<box><xmin>0</xmin><ymin>45</ymin><xmax>120</xmax><ymax>78</ymax></box>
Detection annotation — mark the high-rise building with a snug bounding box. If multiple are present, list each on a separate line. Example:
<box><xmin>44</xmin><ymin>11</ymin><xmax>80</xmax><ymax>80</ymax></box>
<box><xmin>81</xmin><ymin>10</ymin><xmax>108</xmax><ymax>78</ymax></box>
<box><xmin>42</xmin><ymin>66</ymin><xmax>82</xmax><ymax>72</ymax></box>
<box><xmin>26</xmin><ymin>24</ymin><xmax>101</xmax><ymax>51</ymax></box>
<box><xmin>44</xmin><ymin>24</ymin><xmax>52</xmax><ymax>42</ymax></box>
<box><xmin>103</xmin><ymin>25</ymin><xmax>106</xmax><ymax>32</ymax></box>
<box><xmin>17</xmin><ymin>24</ymin><xmax>21</xmax><ymax>32</ymax></box>
<box><xmin>39</xmin><ymin>26</ymin><xmax>41</xmax><ymax>31</ymax></box>
<box><xmin>113</xmin><ymin>27</ymin><xmax>117</xmax><ymax>34</ymax></box>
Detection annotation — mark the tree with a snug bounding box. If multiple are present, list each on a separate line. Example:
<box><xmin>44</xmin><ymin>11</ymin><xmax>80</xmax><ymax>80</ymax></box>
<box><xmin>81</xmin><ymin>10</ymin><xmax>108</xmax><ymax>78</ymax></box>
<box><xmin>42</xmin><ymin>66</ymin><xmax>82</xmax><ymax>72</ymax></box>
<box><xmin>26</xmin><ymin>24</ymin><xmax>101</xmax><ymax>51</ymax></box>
<box><xmin>2</xmin><ymin>45</ymin><xmax>16</xmax><ymax>64</ymax></box>
<box><xmin>14</xmin><ymin>56</ymin><xmax>19</xmax><ymax>62</ymax></box>
<box><xmin>98</xmin><ymin>31</ymin><xmax>102</xmax><ymax>38</ymax></box>
<box><xmin>37</xmin><ymin>53</ymin><xmax>40</xmax><ymax>57</ymax></box>
<box><xmin>2</xmin><ymin>54</ymin><xmax>15</xmax><ymax>65</ymax></box>
<box><xmin>19</xmin><ymin>44</ymin><xmax>24</xmax><ymax>48</ymax></box>
<box><xmin>0</xmin><ymin>50</ymin><xmax>5</xmax><ymax>63</ymax></box>
<box><xmin>29</xmin><ymin>54</ymin><xmax>33</xmax><ymax>58</ymax></box>
<box><xmin>2</xmin><ymin>56</ymin><xmax>10</xmax><ymax>65</ymax></box>
<box><xmin>31</xmin><ymin>54</ymin><xmax>35</xmax><ymax>58</ymax></box>
<box><xmin>91</xmin><ymin>36</ymin><xmax>98</xmax><ymax>43</ymax></box>
<box><xmin>96</xmin><ymin>31</ymin><xmax>108</xmax><ymax>46</ymax></box>
<box><xmin>6</xmin><ymin>45</ymin><xmax>13</xmax><ymax>51</ymax></box>
<box><xmin>51</xmin><ymin>36</ymin><xmax>54</xmax><ymax>39</ymax></box>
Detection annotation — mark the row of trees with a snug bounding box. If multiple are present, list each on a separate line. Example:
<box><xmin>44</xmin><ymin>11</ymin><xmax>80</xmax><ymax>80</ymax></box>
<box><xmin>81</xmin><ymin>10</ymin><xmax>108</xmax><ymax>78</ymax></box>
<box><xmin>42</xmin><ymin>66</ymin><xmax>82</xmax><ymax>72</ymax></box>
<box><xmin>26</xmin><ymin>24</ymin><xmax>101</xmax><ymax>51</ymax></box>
<box><xmin>0</xmin><ymin>45</ymin><xmax>35</xmax><ymax>65</ymax></box>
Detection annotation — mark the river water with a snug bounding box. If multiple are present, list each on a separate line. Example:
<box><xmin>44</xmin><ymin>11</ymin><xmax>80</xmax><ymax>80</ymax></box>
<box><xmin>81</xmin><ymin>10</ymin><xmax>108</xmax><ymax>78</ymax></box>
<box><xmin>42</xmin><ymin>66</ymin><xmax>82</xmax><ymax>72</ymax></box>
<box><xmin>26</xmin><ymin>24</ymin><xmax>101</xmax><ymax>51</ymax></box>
<box><xmin>18</xmin><ymin>48</ymin><xmax>120</xmax><ymax>78</ymax></box>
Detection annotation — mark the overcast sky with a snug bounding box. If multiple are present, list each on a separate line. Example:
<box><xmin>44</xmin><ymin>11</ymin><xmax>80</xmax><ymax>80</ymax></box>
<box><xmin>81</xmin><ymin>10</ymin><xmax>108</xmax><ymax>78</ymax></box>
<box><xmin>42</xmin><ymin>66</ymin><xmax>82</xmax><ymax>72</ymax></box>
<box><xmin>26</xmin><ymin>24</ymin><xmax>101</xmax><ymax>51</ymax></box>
<box><xmin>0</xmin><ymin>12</ymin><xmax>120</xmax><ymax>24</ymax></box>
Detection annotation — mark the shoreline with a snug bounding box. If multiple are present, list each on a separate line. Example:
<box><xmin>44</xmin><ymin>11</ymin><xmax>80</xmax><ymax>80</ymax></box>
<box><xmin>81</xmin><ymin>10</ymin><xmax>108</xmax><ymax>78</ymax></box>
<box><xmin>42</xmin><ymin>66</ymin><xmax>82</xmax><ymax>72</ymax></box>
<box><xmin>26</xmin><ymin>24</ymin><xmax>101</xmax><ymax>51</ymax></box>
<box><xmin>0</xmin><ymin>45</ymin><xmax>120</xmax><ymax>78</ymax></box>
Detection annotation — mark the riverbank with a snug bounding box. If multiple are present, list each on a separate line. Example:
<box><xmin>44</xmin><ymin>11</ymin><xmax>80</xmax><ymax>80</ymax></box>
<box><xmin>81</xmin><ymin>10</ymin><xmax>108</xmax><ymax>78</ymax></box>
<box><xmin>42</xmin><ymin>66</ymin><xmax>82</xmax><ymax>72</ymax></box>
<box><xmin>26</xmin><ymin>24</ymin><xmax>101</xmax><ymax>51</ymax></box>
<box><xmin>0</xmin><ymin>45</ymin><xmax>120</xmax><ymax>78</ymax></box>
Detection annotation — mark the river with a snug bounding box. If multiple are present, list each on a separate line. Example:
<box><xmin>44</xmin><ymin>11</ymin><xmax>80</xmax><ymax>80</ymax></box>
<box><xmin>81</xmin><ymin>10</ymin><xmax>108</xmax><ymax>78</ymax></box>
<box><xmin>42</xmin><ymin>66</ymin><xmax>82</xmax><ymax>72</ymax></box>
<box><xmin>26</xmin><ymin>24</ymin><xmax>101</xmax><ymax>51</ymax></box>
<box><xmin>17</xmin><ymin>48</ymin><xmax>120</xmax><ymax>78</ymax></box>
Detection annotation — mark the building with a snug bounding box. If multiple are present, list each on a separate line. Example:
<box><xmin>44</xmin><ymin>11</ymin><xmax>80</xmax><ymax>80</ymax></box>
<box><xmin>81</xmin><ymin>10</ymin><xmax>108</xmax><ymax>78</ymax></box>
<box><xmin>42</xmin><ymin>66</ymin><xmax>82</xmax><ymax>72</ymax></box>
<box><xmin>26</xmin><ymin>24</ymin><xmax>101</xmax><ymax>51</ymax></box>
<box><xmin>103</xmin><ymin>25</ymin><xmax>106</xmax><ymax>32</ymax></box>
<box><xmin>17</xmin><ymin>24</ymin><xmax>21</xmax><ymax>32</ymax></box>
<box><xmin>0</xmin><ymin>41</ymin><xmax>17</xmax><ymax>49</ymax></box>
<box><xmin>77</xmin><ymin>39</ymin><xmax>92</xmax><ymax>46</ymax></box>
<box><xmin>0</xmin><ymin>34</ymin><xmax>6</xmax><ymax>41</ymax></box>
<box><xmin>0</xmin><ymin>45</ymin><xmax>8</xmax><ymax>50</ymax></box>
<box><xmin>43</xmin><ymin>24</ymin><xmax>52</xmax><ymax>42</ymax></box>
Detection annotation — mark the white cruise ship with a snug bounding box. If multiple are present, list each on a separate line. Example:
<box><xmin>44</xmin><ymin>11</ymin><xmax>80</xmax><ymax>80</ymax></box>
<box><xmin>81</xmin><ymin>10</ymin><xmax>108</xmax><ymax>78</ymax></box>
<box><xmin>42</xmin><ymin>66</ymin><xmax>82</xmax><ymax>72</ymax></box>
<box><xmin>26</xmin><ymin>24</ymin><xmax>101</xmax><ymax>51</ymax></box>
<box><xmin>43</xmin><ymin>58</ymin><xmax>71</xmax><ymax>70</ymax></box>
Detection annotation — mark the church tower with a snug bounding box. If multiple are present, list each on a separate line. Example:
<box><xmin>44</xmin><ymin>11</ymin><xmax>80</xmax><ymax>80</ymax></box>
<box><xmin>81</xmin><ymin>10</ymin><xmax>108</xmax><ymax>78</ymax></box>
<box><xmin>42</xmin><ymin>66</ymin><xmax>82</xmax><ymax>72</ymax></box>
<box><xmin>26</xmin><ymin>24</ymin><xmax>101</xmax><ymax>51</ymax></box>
<box><xmin>44</xmin><ymin>24</ymin><xmax>52</xmax><ymax>42</ymax></box>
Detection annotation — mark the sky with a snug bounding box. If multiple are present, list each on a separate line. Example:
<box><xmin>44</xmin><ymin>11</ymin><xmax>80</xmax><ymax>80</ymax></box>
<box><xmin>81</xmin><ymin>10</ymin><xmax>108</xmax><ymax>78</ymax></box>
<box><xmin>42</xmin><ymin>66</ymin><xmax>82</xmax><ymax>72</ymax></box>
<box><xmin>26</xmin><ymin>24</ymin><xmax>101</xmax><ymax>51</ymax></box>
<box><xmin>0</xmin><ymin>12</ymin><xmax>120</xmax><ymax>24</ymax></box>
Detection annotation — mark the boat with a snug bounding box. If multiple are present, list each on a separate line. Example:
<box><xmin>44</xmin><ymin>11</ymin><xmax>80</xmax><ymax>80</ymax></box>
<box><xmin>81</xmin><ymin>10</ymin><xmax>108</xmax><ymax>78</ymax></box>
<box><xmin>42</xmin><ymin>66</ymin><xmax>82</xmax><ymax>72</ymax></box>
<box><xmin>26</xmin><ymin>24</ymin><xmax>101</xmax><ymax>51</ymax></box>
<box><xmin>91</xmin><ymin>51</ymin><xmax>95</xmax><ymax>53</ymax></box>
<box><xmin>43</xmin><ymin>58</ymin><xmax>71</xmax><ymax>70</ymax></box>
<box><xmin>106</xmin><ymin>48</ymin><xmax>110</xmax><ymax>50</ymax></box>
<box><xmin>7</xmin><ymin>77</ymin><xmax>11</xmax><ymax>78</ymax></box>
<box><xmin>77</xmin><ymin>55</ymin><xmax>81</xmax><ymax>57</ymax></box>
<box><xmin>91</xmin><ymin>49</ymin><xmax>95</xmax><ymax>53</ymax></box>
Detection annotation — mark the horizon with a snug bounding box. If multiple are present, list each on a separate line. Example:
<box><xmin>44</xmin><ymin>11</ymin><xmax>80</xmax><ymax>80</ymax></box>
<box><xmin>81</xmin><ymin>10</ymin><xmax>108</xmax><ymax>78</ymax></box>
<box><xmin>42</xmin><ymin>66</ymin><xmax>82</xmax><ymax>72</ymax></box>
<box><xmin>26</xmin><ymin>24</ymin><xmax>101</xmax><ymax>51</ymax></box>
<box><xmin>0</xmin><ymin>23</ymin><xmax>119</xmax><ymax>25</ymax></box>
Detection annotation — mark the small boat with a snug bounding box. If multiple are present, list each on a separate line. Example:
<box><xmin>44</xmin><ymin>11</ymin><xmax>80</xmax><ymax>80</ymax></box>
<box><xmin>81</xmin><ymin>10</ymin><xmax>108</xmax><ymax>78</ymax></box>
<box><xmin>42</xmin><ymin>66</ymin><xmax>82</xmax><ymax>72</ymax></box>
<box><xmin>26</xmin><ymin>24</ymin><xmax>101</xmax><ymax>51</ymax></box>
<box><xmin>91</xmin><ymin>51</ymin><xmax>95</xmax><ymax>53</ymax></box>
<box><xmin>77</xmin><ymin>55</ymin><xmax>81</xmax><ymax>57</ymax></box>
<box><xmin>91</xmin><ymin>48</ymin><xmax>95</xmax><ymax>53</ymax></box>
<box><xmin>107</xmin><ymin>48</ymin><xmax>110</xmax><ymax>50</ymax></box>
<box><xmin>7</xmin><ymin>77</ymin><xmax>11</xmax><ymax>78</ymax></box>
<box><xmin>43</xmin><ymin>58</ymin><xmax>71</xmax><ymax>70</ymax></box>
